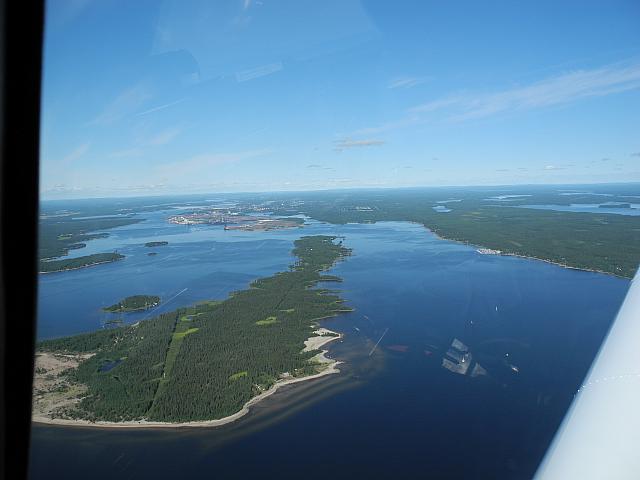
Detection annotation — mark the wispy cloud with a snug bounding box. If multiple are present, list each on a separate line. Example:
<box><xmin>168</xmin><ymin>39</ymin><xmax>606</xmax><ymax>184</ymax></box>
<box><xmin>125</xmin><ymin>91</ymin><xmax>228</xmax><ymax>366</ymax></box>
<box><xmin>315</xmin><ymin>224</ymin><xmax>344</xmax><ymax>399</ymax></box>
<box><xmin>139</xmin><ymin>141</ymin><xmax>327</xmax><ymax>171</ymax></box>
<box><xmin>544</xmin><ymin>165</ymin><xmax>566</xmax><ymax>171</ymax></box>
<box><xmin>136</xmin><ymin>98</ymin><xmax>185</xmax><ymax>117</ymax></box>
<box><xmin>147</xmin><ymin>127</ymin><xmax>182</xmax><ymax>146</ymax></box>
<box><xmin>350</xmin><ymin>116</ymin><xmax>420</xmax><ymax>137</ymax></box>
<box><xmin>306</xmin><ymin>164</ymin><xmax>335</xmax><ymax>172</ymax></box>
<box><xmin>388</xmin><ymin>76</ymin><xmax>428</xmax><ymax>90</ymax></box>
<box><xmin>61</xmin><ymin>142</ymin><xmax>90</xmax><ymax>165</ymax></box>
<box><xmin>631</xmin><ymin>152</ymin><xmax>640</xmax><ymax>157</ymax></box>
<box><xmin>350</xmin><ymin>60</ymin><xmax>640</xmax><ymax>138</ymax></box>
<box><xmin>411</xmin><ymin>61</ymin><xmax>640</xmax><ymax>121</ymax></box>
<box><xmin>47</xmin><ymin>0</ymin><xmax>92</xmax><ymax>29</ymax></box>
<box><xmin>108</xmin><ymin>148</ymin><xmax>144</xmax><ymax>159</ymax></box>
<box><xmin>334</xmin><ymin>138</ymin><xmax>385</xmax><ymax>152</ymax></box>
<box><xmin>409</xmin><ymin>97</ymin><xmax>463</xmax><ymax>114</ymax></box>
<box><xmin>41</xmin><ymin>182</ymin><xmax>171</xmax><ymax>199</ymax></box>
<box><xmin>91</xmin><ymin>85</ymin><xmax>152</xmax><ymax>125</ymax></box>
<box><xmin>156</xmin><ymin>149</ymin><xmax>270</xmax><ymax>177</ymax></box>
<box><xmin>235</xmin><ymin>62</ymin><xmax>283</xmax><ymax>82</ymax></box>
<box><xmin>107</xmin><ymin>127</ymin><xmax>181</xmax><ymax>159</ymax></box>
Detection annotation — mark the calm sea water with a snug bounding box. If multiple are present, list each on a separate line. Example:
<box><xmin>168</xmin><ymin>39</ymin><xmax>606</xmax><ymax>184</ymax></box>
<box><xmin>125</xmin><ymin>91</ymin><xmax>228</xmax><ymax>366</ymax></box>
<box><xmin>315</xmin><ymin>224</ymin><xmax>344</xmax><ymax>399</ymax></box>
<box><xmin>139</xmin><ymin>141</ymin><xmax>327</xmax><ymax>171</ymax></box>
<box><xmin>519</xmin><ymin>203</ymin><xmax>640</xmax><ymax>216</ymax></box>
<box><xmin>31</xmin><ymin>213</ymin><xmax>629</xmax><ymax>479</ymax></box>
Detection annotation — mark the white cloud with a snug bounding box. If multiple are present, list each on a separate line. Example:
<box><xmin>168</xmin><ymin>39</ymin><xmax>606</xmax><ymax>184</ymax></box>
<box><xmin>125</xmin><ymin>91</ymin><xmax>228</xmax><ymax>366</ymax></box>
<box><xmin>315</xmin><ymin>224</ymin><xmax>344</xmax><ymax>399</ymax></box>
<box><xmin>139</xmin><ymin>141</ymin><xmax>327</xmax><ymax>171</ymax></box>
<box><xmin>91</xmin><ymin>85</ymin><xmax>152</xmax><ymax>125</ymax></box>
<box><xmin>107</xmin><ymin>127</ymin><xmax>182</xmax><ymax>159</ymax></box>
<box><xmin>349</xmin><ymin>60</ymin><xmax>640</xmax><ymax>140</ymax></box>
<box><xmin>147</xmin><ymin>127</ymin><xmax>182</xmax><ymax>146</ymax></box>
<box><xmin>350</xmin><ymin>116</ymin><xmax>420</xmax><ymax>137</ymax></box>
<box><xmin>108</xmin><ymin>148</ymin><xmax>144</xmax><ymax>159</ymax></box>
<box><xmin>61</xmin><ymin>142</ymin><xmax>90</xmax><ymax>165</ymax></box>
<box><xmin>409</xmin><ymin>97</ymin><xmax>464</xmax><ymax>114</ymax></box>
<box><xmin>156</xmin><ymin>149</ymin><xmax>270</xmax><ymax>177</ymax></box>
<box><xmin>411</xmin><ymin>61</ymin><xmax>640</xmax><ymax>121</ymax></box>
<box><xmin>235</xmin><ymin>62</ymin><xmax>283</xmax><ymax>82</ymax></box>
<box><xmin>388</xmin><ymin>76</ymin><xmax>428</xmax><ymax>89</ymax></box>
<box><xmin>136</xmin><ymin>98</ymin><xmax>186</xmax><ymax>117</ymax></box>
<box><xmin>334</xmin><ymin>138</ymin><xmax>385</xmax><ymax>152</ymax></box>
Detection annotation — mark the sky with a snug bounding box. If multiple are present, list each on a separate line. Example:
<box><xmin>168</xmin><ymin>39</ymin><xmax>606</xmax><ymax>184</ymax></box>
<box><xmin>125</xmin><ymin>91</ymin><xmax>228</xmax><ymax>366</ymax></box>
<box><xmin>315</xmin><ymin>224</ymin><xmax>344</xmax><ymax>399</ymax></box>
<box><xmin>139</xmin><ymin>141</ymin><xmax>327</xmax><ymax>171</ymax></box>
<box><xmin>40</xmin><ymin>0</ymin><xmax>640</xmax><ymax>199</ymax></box>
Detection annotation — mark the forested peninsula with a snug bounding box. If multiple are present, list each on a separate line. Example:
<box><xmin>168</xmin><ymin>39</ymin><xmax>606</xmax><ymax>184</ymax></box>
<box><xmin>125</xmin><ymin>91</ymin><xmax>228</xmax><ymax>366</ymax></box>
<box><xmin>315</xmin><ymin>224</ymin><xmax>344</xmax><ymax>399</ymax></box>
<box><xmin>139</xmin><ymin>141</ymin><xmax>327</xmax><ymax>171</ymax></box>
<box><xmin>39</xmin><ymin>216</ymin><xmax>140</xmax><ymax>259</ymax></box>
<box><xmin>270</xmin><ymin>190</ymin><xmax>640</xmax><ymax>278</ymax></box>
<box><xmin>103</xmin><ymin>295</ymin><xmax>161</xmax><ymax>313</ymax></box>
<box><xmin>33</xmin><ymin>235</ymin><xmax>352</xmax><ymax>426</ymax></box>
<box><xmin>39</xmin><ymin>253</ymin><xmax>125</xmax><ymax>273</ymax></box>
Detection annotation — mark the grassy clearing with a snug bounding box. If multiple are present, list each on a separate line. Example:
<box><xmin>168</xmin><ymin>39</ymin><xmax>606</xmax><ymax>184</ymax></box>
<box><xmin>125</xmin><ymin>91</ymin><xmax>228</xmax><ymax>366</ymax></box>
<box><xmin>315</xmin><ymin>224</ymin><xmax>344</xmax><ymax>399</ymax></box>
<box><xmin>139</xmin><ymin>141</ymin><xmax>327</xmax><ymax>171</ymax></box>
<box><xmin>173</xmin><ymin>328</ymin><xmax>199</xmax><ymax>339</ymax></box>
<box><xmin>197</xmin><ymin>300</ymin><xmax>222</xmax><ymax>307</ymax></box>
<box><xmin>229</xmin><ymin>371</ymin><xmax>248</xmax><ymax>381</ymax></box>
<box><xmin>256</xmin><ymin>316</ymin><xmax>278</xmax><ymax>326</ymax></box>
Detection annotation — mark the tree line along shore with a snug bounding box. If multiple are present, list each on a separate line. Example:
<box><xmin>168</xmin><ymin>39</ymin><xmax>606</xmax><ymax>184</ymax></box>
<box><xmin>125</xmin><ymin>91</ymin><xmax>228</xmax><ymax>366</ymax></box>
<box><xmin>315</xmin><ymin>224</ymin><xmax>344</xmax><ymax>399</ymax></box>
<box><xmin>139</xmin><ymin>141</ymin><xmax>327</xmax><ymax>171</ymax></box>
<box><xmin>270</xmin><ymin>191</ymin><xmax>639</xmax><ymax>278</ymax></box>
<box><xmin>39</xmin><ymin>252</ymin><xmax>125</xmax><ymax>273</ymax></box>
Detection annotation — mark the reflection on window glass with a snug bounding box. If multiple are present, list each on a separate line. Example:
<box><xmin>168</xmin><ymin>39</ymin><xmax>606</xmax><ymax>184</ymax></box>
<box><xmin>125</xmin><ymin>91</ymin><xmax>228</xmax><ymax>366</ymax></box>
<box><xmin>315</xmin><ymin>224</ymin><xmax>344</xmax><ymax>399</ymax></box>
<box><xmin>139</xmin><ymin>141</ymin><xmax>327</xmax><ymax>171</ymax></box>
<box><xmin>31</xmin><ymin>1</ymin><xmax>639</xmax><ymax>478</ymax></box>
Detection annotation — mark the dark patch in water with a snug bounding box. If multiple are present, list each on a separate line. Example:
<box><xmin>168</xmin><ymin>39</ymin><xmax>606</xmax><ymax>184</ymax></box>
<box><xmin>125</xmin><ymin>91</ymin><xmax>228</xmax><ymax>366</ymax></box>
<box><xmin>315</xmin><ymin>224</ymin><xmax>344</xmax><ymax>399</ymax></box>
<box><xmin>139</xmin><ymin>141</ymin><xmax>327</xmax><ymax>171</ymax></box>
<box><xmin>99</xmin><ymin>359</ymin><xmax>122</xmax><ymax>373</ymax></box>
<box><xmin>387</xmin><ymin>344</ymin><xmax>409</xmax><ymax>352</ymax></box>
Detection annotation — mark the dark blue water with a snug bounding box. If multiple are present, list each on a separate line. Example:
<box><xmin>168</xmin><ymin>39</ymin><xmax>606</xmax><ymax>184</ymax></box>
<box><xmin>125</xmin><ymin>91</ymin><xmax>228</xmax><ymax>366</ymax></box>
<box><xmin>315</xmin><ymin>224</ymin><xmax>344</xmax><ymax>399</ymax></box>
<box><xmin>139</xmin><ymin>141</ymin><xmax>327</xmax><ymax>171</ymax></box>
<box><xmin>98</xmin><ymin>359</ymin><xmax>123</xmax><ymax>373</ymax></box>
<box><xmin>37</xmin><ymin>210</ymin><xmax>306</xmax><ymax>339</ymax></box>
<box><xmin>30</xmin><ymin>216</ymin><xmax>629</xmax><ymax>479</ymax></box>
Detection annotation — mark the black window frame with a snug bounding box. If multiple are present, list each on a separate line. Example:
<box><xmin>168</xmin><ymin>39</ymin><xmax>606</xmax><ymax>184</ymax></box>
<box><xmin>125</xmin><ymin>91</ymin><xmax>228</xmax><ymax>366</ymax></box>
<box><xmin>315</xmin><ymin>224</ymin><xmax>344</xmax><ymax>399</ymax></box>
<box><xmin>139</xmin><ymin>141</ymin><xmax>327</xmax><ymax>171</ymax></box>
<box><xmin>0</xmin><ymin>1</ymin><xmax>45</xmax><ymax>479</ymax></box>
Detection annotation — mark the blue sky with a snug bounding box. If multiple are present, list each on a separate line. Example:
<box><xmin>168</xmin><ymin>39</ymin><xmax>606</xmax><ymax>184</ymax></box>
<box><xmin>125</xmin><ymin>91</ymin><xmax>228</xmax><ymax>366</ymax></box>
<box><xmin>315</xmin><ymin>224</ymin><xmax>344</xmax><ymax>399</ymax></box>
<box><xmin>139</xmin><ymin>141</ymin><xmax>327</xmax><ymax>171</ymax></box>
<box><xmin>40</xmin><ymin>0</ymin><xmax>640</xmax><ymax>199</ymax></box>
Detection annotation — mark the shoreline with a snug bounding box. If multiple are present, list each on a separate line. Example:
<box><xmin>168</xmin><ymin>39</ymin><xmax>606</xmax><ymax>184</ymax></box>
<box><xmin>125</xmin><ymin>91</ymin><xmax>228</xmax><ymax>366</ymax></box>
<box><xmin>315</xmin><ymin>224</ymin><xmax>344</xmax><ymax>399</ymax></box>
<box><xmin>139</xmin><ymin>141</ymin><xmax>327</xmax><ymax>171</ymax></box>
<box><xmin>32</xmin><ymin>330</ymin><xmax>343</xmax><ymax>430</ymax></box>
<box><xmin>334</xmin><ymin>219</ymin><xmax>629</xmax><ymax>279</ymax></box>
<box><xmin>422</xmin><ymin>224</ymin><xmax>630</xmax><ymax>279</ymax></box>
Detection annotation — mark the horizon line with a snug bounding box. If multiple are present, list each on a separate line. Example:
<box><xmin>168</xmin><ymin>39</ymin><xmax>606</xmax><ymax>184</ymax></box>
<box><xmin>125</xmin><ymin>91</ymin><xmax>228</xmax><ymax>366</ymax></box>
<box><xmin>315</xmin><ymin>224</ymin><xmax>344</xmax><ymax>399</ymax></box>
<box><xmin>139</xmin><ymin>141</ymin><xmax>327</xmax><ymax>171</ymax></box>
<box><xmin>39</xmin><ymin>180</ymin><xmax>640</xmax><ymax>202</ymax></box>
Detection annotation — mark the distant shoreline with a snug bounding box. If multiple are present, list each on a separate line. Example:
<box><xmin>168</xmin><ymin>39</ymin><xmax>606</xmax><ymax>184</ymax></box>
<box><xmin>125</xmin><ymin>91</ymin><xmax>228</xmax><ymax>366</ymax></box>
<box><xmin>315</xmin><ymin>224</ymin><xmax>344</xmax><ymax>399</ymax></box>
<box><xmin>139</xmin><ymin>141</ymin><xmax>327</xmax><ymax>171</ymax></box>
<box><xmin>32</xmin><ymin>330</ymin><xmax>343</xmax><ymax>430</ymax></box>
<box><xmin>422</xmin><ymin>224</ymin><xmax>630</xmax><ymax>279</ymax></box>
<box><xmin>38</xmin><ymin>258</ymin><xmax>122</xmax><ymax>274</ymax></box>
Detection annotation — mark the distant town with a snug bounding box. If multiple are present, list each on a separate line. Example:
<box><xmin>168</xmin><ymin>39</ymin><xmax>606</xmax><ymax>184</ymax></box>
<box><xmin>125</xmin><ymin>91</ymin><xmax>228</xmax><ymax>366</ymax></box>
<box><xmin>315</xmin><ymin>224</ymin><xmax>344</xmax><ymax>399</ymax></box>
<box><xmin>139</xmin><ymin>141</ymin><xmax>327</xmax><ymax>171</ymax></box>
<box><xmin>168</xmin><ymin>209</ymin><xmax>303</xmax><ymax>231</ymax></box>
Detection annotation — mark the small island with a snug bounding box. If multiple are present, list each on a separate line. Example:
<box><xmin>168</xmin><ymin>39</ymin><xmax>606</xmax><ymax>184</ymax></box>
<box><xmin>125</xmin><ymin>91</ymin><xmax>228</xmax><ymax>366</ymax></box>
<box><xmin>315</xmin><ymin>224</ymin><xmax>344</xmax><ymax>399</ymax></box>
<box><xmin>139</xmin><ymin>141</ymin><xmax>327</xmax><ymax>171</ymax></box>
<box><xmin>144</xmin><ymin>241</ymin><xmax>169</xmax><ymax>247</ymax></box>
<box><xmin>599</xmin><ymin>203</ymin><xmax>631</xmax><ymax>209</ymax></box>
<box><xmin>103</xmin><ymin>295</ymin><xmax>161</xmax><ymax>313</ymax></box>
<box><xmin>39</xmin><ymin>253</ymin><xmax>125</xmax><ymax>273</ymax></box>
